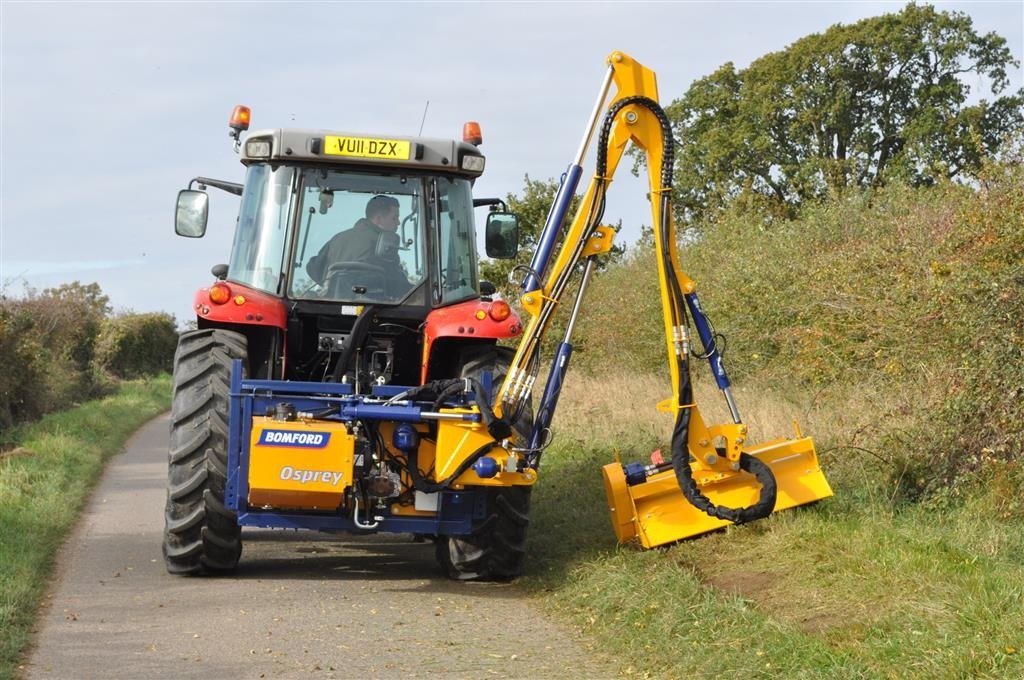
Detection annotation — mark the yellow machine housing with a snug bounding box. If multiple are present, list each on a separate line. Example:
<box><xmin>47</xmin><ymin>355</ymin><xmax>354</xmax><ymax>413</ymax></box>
<box><xmin>603</xmin><ymin>431</ymin><xmax>832</xmax><ymax>547</ymax></box>
<box><xmin>248</xmin><ymin>417</ymin><xmax>355</xmax><ymax>510</ymax></box>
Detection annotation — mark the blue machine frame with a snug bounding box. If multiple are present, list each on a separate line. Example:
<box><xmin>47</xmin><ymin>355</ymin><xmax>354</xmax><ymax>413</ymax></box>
<box><xmin>225</xmin><ymin>360</ymin><xmax>488</xmax><ymax>535</ymax></box>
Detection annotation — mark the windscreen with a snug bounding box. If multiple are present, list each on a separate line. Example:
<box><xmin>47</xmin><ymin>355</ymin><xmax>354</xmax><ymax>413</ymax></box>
<box><xmin>289</xmin><ymin>169</ymin><xmax>426</xmax><ymax>303</ymax></box>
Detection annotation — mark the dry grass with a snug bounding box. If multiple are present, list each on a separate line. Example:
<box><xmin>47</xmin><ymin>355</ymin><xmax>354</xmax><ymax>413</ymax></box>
<box><xmin>551</xmin><ymin>366</ymin><xmax>948</xmax><ymax>493</ymax></box>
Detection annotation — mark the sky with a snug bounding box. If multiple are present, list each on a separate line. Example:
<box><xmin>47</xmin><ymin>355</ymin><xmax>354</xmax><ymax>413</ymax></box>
<box><xmin>2</xmin><ymin>1</ymin><xmax>1021</xmax><ymax>325</ymax></box>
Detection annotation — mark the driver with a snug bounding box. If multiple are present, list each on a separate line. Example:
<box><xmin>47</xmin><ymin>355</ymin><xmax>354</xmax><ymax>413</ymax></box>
<box><xmin>306</xmin><ymin>194</ymin><xmax>410</xmax><ymax>296</ymax></box>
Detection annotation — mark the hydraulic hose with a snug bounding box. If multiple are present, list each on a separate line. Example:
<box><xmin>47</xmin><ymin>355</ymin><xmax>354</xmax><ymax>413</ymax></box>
<box><xmin>596</xmin><ymin>96</ymin><xmax>777</xmax><ymax>523</ymax></box>
<box><xmin>330</xmin><ymin>304</ymin><xmax>381</xmax><ymax>383</ymax></box>
<box><xmin>395</xmin><ymin>377</ymin><xmax>509</xmax><ymax>439</ymax></box>
<box><xmin>393</xmin><ymin>377</ymin><xmax>512</xmax><ymax>494</ymax></box>
<box><xmin>406</xmin><ymin>439</ymin><xmax>503</xmax><ymax>494</ymax></box>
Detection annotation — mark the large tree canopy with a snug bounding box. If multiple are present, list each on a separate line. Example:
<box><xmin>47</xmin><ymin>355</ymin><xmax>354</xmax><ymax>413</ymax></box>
<box><xmin>666</xmin><ymin>3</ymin><xmax>1023</xmax><ymax>223</ymax></box>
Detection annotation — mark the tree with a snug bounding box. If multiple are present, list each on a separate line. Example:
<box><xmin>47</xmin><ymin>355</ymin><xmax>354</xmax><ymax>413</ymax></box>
<box><xmin>666</xmin><ymin>3</ymin><xmax>1024</xmax><ymax>224</ymax></box>
<box><xmin>42</xmin><ymin>281</ymin><xmax>111</xmax><ymax>317</ymax></box>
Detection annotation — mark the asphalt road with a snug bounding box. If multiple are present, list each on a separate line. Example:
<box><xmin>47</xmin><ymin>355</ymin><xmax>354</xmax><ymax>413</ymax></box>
<box><xmin>24</xmin><ymin>414</ymin><xmax>618</xmax><ymax>679</ymax></box>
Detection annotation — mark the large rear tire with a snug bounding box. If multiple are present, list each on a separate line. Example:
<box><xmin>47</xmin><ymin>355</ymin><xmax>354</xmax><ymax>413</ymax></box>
<box><xmin>436</xmin><ymin>345</ymin><xmax>534</xmax><ymax>581</ymax></box>
<box><xmin>162</xmin><ymin>328</ymin><xmax>247</xmax><ymax>575</ymax></box>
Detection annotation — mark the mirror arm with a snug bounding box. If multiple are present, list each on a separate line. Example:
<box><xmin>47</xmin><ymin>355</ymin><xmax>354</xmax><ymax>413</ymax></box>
<box><xmin>189</xmin><ymin>176</ymin><xmax>244</xmax><ymax>196</ymax></box>
<box><xmin>472</xmin><ymin>197</ymin><xmax>508</xmax><ymax>212</ymax></box>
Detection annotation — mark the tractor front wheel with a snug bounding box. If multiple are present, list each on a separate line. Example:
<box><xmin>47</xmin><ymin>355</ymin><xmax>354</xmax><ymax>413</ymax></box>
<box><xmin>162</xmin><ymin>328</ymin><xmax>247</xmax><ymax>575</ymax></box>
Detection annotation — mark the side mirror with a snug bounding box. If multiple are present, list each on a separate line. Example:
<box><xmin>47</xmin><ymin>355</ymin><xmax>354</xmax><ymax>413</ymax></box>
<box><xmin>175</xmin><ymin>189</ymin><xmax>209</xmax><ymax>238</ymax></box>
<box><xmin>485</xmin><ymin>212</ymin><xmax>519</xmax><ymax>259</ymax></box>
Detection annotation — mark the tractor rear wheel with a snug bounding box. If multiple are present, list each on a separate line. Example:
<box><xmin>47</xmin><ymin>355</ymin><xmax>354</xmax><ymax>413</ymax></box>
<box><xmin>162</xmin><ymin>328</ymin><xmax>247</xmax><ymax>575</ymax></box>
<box><xmin>436</xmin><ymin>345</ymin><xmax>534</xmax><ymax>581</ymax></box>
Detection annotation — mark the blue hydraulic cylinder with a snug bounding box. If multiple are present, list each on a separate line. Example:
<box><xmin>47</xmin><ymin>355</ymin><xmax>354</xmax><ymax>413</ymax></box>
<box><xmin>529</xmin><ymin>341</ymin><xmax>574</xmax><ymax>450</ymax></box>
<box><xmin>522</xmin><ymin>164</ymin><xmax>584</xmax><ymax>292</ymax></box>
<box><xmin>684</xmin><ymin>292</ymin><xmax>731</xmax><ymax>390</ymax></box>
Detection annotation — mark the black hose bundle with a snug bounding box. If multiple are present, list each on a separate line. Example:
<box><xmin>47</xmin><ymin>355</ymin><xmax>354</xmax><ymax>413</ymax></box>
<box><xmin>596</xmin><ymin>96</ymin><xmax>776</xmax><ymax>524</ymax></box>
<box><xmin>400</xmin><ymin>377</ymin><xmax>511</xmax><ymax>440</ymax></box>
<box><xmin>330</xmin><ymin>305</ymin><xmax>381</xmax><ymax>383</ymax></box>
<box><xmin>397</xmin><ymin>377</ymin><xmax>511</xmax><ymax>494</ymax></box>
<box><xmin>406</xmin><ymin>439</ymin><xmax>503</xmax><ymax>494</ymax></box>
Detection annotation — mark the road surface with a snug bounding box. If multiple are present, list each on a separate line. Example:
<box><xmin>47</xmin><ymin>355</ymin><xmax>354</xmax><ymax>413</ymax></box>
<box><xmin>24</xmin><ymin>414</ymin><xmax>618</xmax><ymax>679</ymax></box>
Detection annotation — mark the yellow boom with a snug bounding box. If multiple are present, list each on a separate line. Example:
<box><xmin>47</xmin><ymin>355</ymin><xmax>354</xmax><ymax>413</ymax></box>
<box><xmin>497</xmin><ymin>51</ymin><xmax>832</xmax><ymax>547</ymax></box>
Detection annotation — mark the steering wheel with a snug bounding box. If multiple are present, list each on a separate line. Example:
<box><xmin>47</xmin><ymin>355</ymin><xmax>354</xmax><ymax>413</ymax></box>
<box><xmin>324</xmin><ymin>261</ymin><xmax>387</xmax><ymax>297</ymax></box>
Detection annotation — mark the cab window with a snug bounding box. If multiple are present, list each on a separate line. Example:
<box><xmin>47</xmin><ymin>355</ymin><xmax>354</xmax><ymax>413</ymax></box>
<box><xmin>435</xmin><ymin>177</ymin><xmax>479</xmax><ymax>306</ymax></box>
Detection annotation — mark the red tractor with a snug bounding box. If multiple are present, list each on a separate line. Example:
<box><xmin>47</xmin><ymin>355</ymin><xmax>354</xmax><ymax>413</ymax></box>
<box><xmin>167</xmin><ymin>108</ymin><xmax>531</xmax><ymax>579</ymax></box>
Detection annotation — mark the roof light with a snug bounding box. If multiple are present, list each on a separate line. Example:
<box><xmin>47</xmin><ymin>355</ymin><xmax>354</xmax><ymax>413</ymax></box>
<box><xmin>488</xmin><ymin>300</ymin><xmax>511</xmax><ymax>322</ymax></box>
<box><xmin>462</xmin><ymin>121</ymin><xmax>482</xmax><ymax>146</ymax></box>
<box><xmin>461</xmin><ymin>154</ymin><xmax>485</xmax><ymax>172</ymax></box>
<box><xmin>229</xmin><ymin>105</ymin><xmax>251</xmax><ymax>132</ymax></box>
<box><xmin>209</xmin><ymin>283</ymin><xmax>231</xmax><ymax>305</ymax></box>
<box><xmin>245</xmin><ymin>138</ymin><xmax>271</xmax><ymax>158</ymax></box>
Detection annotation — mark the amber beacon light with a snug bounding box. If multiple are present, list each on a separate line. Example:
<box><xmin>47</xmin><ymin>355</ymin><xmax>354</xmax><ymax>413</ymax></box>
<box><xmin>230</xmin><ymin>105</ymin><xmax>252</xmax><ymax>132</ymax></box>
<box><xmin>462</xmin><ymin>121</ymin><xmax>482</xmax><ymax>146</ymax></box>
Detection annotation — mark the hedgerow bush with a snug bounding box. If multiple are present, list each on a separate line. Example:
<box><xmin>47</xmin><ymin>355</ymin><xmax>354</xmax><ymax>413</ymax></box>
<box><xmin>0</xmin><ymin>283</ymin><xmax>177</xmax><ymax>429</ymax></box>
<box><xmin>0</xmin><ymin>283</ymin><xmax>109</xmax><ymax>428</ymax></box>
<box><xmin>896</xmin><ymin>157</ymin><xmax>1024</xmax><ymax>500</ymax></box>
<box><xmin>0</xmin><ymin>303</ymin><xmax>48</xmax><ymax>428</ymax></box>
<box><xmin>94</xmin><ymin>312</ymin><xmax>178</xmax><ymax>379</ymax></box>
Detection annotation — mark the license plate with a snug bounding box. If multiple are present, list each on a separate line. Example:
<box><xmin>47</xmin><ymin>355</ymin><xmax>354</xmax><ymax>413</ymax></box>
<box><xmin>324</xmin><ymin>136</ymin><xmax>411</xmax><ymax>160</ymax></box>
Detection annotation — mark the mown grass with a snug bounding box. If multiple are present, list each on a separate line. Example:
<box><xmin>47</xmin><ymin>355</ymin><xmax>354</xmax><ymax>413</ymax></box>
<box><xmin>0</xmin><ymin>376</ymin><xmax>171</xmax><ymax>678</ymax></box>
<box><xmin>524</xmin><ymin>375</ymin><xmax>1024</xmax><ymax>679</ymax></box>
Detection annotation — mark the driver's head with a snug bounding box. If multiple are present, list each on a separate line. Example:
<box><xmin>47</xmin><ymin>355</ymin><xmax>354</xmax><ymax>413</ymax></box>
<box><xmin>366</xmin><ymin>194</ymin><xmax>400</xmax><ymax>232</ymax></box>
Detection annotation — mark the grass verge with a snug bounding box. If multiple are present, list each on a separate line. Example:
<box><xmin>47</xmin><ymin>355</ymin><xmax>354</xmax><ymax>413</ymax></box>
<box><xmin>0</xmin><ymin>376</ymin><xmax>170</xmax><ymax>678</ymax></box>
<box><xmin>522</xmin><ymin>374</ymin><xmax>1024</xmax><ymax>678</ymax></box>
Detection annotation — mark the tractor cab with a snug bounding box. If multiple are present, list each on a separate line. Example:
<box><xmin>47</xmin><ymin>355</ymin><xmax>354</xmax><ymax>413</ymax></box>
<box><xmin>174</xmin><ymin>107</ymin><xmax>523</xmax><ymax>388</ymax></box>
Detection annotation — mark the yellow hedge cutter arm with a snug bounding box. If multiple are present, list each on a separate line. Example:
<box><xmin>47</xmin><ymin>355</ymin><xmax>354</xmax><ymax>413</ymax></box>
<box><xmin>496</xmin><ymin>51</ymin><xmax>833</xmax><ymax>547</ymax></box>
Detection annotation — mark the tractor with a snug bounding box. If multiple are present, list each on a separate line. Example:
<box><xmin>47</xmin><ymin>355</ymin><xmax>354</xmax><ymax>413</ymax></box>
<box><xmin>165</xmin><ymin>52</ymin><xmax>831</xmax><ymax>581</ymax></box>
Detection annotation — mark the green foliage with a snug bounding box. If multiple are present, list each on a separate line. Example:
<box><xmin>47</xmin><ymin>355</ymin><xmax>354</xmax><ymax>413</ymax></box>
<box><xmin>575</xmin><ymin>155</ymin><xmax>1021</xmax><ymax>500</ymax></box>
<box><xmin>94</xmin><ymin>312</ymin><xmax>179</xmax><ymax>379</ymax></box>
<box><xmin>0</xmin><ymin>376</ymin><xmax>171</xmax><ymax>675</ymax></box>
<box><xmin>665</xmin><ymin>3</ymin><xmax>1023</xmax><ymax>224</ymax></box>
<box><xmin>0</xmin><ymin>282</ymin><xmax>178</xmax><ymax>429</ymax></box>
<box><xmin>0</xmin><ymin>282</ymin><xmax>111</xmax><ymax>428</ymax></box>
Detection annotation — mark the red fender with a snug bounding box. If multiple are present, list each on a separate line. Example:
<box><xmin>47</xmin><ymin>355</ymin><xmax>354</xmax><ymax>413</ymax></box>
<box><xmin>192</xmin><ymin>281</ymin><xmax>287</xmax><ymax>329</ymax></box>
<box><xmin>421</xmin><ymin>299</ymin><xmax>523</xmax><ymax>382</ymax></box>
